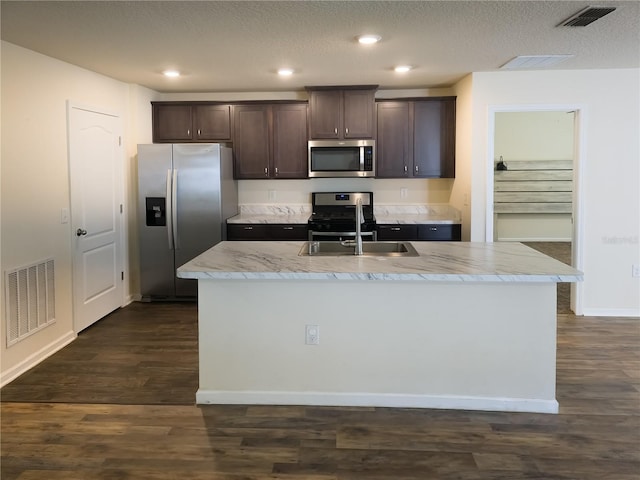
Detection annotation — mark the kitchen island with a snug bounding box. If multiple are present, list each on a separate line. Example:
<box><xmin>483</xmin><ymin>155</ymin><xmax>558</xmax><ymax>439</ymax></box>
<box><xmin>178</xmin><ymin>241</ymin><xmax>582</xmax><ymax>413</ymax></box>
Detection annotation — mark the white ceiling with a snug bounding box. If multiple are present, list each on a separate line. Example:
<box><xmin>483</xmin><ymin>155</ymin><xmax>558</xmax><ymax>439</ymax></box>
<box><xmin>1</xmin><ymin>1</ymin><xmax>638</xmax><ymax>93</ymax></box>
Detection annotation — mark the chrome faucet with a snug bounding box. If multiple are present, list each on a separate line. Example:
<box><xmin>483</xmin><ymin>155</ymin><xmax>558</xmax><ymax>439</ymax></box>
<box><xmin>355</xmin><ymin>198</ymin><xmax>364</xmax><ymax>255</ymax></box>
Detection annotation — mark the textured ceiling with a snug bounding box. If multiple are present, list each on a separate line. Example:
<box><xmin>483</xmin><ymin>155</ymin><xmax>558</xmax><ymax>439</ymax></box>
<box><xmin>1</xmin><ymin>0</ymin><xmax>638</xmax><ymax>93</ymax></box>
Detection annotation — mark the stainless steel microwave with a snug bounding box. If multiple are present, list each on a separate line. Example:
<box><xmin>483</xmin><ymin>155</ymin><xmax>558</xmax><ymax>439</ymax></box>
<box><xmin>308</xmin><ymin>140</ymin><xmax>375</xmax><ymax>178</ymax></box>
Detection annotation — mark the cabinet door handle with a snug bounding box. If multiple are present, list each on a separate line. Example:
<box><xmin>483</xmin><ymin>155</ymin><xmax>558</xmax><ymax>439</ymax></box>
<box><xmin>187</xmin><ymin>129</ymin><xmax>190</xmax><ymax>136</ymax></box>
<box><xmin>243</xmin><ymin>226</ymin><xmax>254</xmax><ymax>230</ymax></box>
<box><xmin>415</xmin><ymin>165</ymin><xmax>419</xmax><ymax>173</ymax></box>
<box><xmin>334</xmin><ymin>127</ymin><xmax>338</xmax><ymax>135</ymax></box>
<box><xmin>404</xmin><ymin>165</ymin><xmax>408</xmax><ymax>173</ymax></box>
<box><xmin>264</xmin><ymin>167</ymin><xmax>269</xmax><ymax>176</ymax></box>
<box><xmin>275</xmin><ymin>167</ymin><xmax>279</xmax><ymax>176</ymax></box>
<box><xmin>197</xmin><ymin>128</ymin><xmax>201</xmax><ymax>136</ymax></box>
<box><xmin>345</xmin><ymin>127</ymin><xmax>349</xmax><ymax>135</ymax></box>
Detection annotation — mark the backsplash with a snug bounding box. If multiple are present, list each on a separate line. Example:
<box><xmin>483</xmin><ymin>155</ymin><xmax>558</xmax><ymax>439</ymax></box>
<box><xmin>237</xmin><ymin>203</ymin><xmax>461</xmax><ymax>222</ymax></box>
<box><xmin>239</xmin><ymin>204</ymin><xmax>311</xmax><ymax>215</ymax></box>
<box><xmin>237</xmin><ymin>178</ymin><xmax>454</xmax><ymax>205</ymax></box>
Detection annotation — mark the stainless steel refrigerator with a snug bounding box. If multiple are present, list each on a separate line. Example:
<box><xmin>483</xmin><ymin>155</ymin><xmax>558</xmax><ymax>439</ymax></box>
<box><xmin>137</xmin><ymin>143</ymin><xmax>237</xmax><ymax>300</ymax></box>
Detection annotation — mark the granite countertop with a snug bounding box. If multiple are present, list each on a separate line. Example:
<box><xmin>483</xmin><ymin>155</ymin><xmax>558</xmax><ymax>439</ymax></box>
<box><xmin>226</xmin><ymin>204</ymin><xmax>462</xmax><ymax>225</ymax></box>
<box><xmin>178</xmin><ymin>241</ymin><xmax>583</xmax><ymax>283</ymax></box>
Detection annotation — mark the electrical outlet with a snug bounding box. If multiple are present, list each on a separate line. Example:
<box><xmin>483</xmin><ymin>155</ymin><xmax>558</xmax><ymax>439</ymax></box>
<box><xmin>305</xmin><ymin>324</ymin><xmax>320</xmax><ymax>345</ymax></box>
<box><xmin>60</xmin><ymin>208</ymin><xmax>69</xmax><ymax>224</ymax></box>
<box><xmin>268</xmin><ymin>190</ymin><xmax>276</xmax><ymax>201</ymax></box>
<box><xmin>632</xmin><ymin>265</ymin><xmax>640</xmax><ymax>278</ymax></box>
<box><xmin>400</xmin><ymin>188</ymin><xmax>408</xmax><ymax>199</ymax></box>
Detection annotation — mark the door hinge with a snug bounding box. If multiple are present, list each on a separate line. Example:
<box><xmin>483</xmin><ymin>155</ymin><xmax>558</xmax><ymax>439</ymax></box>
<box><xmin>121</xmin><ymin>271</ymin><xmax>124</xmax><ymax>281</ymax></box>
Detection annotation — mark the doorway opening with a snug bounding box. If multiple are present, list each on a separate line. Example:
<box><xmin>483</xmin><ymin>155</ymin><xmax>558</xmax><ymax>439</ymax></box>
<box><xmin>487</xmin><ymin>106</ymin><xmax>585</xmax><ymax>315</ymax></box>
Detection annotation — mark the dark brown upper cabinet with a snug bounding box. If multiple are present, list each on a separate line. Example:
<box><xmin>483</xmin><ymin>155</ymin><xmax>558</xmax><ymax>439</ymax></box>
<box><xmin>376</xmin><ymin>102</ymin><xmax>411</xmax><ymax>177</ymax></box>
<box><xmin>152</xmin><ymin>102</ymin><xmax>232</xmax><ymax>143</ymax></box>
<box><xmin>307</xmin><ymin>86</ymin><xmax>377</xmax><ymax>139</ymax></box>
<box><xmin>233</xmin><ymin>103</ymin><xmax>308</xmax><ymax>180</ymax></box>
<box><xmin>376</xmin><ymin>97</ymin><xmax>456</xmax><ymax>179</ymax></box>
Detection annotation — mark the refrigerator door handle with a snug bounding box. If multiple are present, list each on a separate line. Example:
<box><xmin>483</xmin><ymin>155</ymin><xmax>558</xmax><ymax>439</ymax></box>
<box><xmin>172</xmin><ymin>168</ymin><xmax>179</xmax><ymax>249</ymax></box>
<box><xmin>165</xmin><ymin>169</ymin><xmax>174</xmax><ymax>249</ymax></box>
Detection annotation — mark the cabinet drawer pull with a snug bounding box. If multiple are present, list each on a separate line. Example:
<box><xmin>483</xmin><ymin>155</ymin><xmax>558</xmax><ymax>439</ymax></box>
<box><xmin>391</xmin><ymin>227</ymin><xmax>401</xmax><ymax>231</ymax></box>
<box><xmin>243</xmin><ymin>226</ymin><xmax>254</xmax><ymax>230</ymax></box>
<box><xmin>283</xmin><ymin>226</ymin><xmax>294</xmax><ymax>230</ymax></box>
<box><xmin>430</xmin><ymin>227</ymin><xmax>437</xmax><ymax>231</ymax></box>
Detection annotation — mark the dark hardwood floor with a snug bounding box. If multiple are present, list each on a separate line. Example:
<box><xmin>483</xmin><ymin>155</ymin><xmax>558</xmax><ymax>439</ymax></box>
<box><xmin>2</xmin><ymin>300</ymin><xmax>639</xmax><ymax>479</ymax></box>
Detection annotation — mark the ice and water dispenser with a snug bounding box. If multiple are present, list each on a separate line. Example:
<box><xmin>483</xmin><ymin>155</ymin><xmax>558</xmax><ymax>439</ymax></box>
<box><xmin>145</xmin><ymin>197</ymin><xmax>166</xmax><ymax>226</ymax></box>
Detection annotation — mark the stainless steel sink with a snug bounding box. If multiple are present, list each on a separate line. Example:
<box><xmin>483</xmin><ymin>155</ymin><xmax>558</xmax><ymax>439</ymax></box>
<box><xmin>299</xmin><ymin>241</ymin><xmax>419</xmax><ymax>257</ymax></box>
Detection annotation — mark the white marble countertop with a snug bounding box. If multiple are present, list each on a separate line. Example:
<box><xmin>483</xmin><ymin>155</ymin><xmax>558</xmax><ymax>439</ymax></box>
<box><xmin>227</xmin><ymin>213</ymin><xmax>311</xmax><ymax>224</ymax></box>
<box><xmin>226</xmin><ymin>204</ymin><xmax>462</xmax><ymax>225</ymax></box>
<box><xmin>178</xmin><ymin>241</ymin><xmax>583</xmax><ymax>283</ymax></box>
<box><xmin>227</xmin><ymin>204</ymin><xmax>310</xmax><ymax>224</ymax></box>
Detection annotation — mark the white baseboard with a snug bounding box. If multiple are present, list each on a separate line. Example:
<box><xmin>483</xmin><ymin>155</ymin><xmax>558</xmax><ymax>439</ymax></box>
<box><xmin>122</xmin><ymin>294</ymin><xmax>139</xmax><ymax>306</ymax></box>
<box><xmin>0</xmin><ymin>330</ymin><xmax>76</xmax><ymax>387</ymax></box>
<box><xmin>581</xmin><ymin>308</ymin><xmax>640</xmax><ymax>318</ymax></box>
<box><xmin>129</xmin><ymin>293</ymin><xmax>142</xmax><ymax>302</ymax></box>
<box><xmin>196</xmin><ymin>390</ymin><xmax>559</xmax><ymax>414</ymax></box>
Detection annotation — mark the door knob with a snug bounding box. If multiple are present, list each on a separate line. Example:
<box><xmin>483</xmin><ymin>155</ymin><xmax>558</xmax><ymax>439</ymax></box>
<box><xmin>76</xmin><ymin>228</ymin><xmax>87</xmax><ymax>237</ymax></box>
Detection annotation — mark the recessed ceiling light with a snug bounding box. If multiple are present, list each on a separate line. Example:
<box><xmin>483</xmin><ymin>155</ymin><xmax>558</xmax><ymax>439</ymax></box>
<box><xmin>357</xmin><ymin>34</ymin><xmax>381</xmax><ymax>45</ymax></box>
<box><xmin>395</xmin><ymin>65</ymin><xmax>413</xmax><ymax>73</ymax></box>
<box><xmin>163</xmin><ymin>70</ymin><xmax>180</xmax><ymax>78</ymax></box>
<box><xmin>278</xmin><ymin>68</ymin><xmax>294</xmax><ymax>76</ymax></box>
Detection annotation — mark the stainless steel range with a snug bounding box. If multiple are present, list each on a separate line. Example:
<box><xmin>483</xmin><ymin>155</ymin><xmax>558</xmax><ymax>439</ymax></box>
<box><xmin>307</xmin><ymin>192</ymin><xmax>377</xmax><ymax>241</ymax></box>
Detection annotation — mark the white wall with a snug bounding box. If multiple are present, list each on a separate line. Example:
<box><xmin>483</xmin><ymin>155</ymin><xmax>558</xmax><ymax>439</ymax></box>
<box><xmin>0</xmin><ymin>42</ymin><xmax>157</xmax><ymax>384</ymax></box>
<box><xmin>451</xmin><ymin>74</ymin><xmax>474</xmax><ymax>241</ymax></box>
<box><xmin>468</xmin><ymin>69</ymin><xmax>640</xmax><ymax>316</ymax></box>
<box><xmin>495</xmin><ymin>111</ymin><xmax>575</xmax><ymax>160</ymax></box>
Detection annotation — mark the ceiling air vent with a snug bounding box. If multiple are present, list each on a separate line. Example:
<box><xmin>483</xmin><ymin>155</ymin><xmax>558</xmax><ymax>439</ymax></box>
<box><xmin>559</xmin><ymin>6</ymin><xmax>616</xmax><ymax>27</ymax></box>
<box><xmin>500</xmin><ymin>55</ymin><xmax>574</xmax><ymax>70</ymax></box>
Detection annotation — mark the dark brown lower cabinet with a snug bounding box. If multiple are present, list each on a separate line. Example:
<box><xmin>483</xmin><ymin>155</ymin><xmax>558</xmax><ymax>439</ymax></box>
<box><xmin>376</xmin><ymin>225</ymin><xmax>419</xmax><ymax>241</ymax></box>
<box><xmin>418</xmin><ymin>224</ymin><xmax>461</xmax><ymax>241</ymax></box>
<box><xmin>227</xmin><ymin>224</ymin><xmax>308</xmax><ymax>241</ymax></box>
<box><xmin>377</xmin><ymin>224</ymin><xmax>461</xmax><ymax>241</ymax></box>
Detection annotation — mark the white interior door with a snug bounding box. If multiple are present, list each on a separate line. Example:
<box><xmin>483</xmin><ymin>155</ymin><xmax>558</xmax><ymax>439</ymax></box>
<box><xmin>68</xmin><ymin>103</ymin><xmax>124</xmax><ymax>332</ymax></box>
